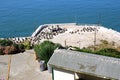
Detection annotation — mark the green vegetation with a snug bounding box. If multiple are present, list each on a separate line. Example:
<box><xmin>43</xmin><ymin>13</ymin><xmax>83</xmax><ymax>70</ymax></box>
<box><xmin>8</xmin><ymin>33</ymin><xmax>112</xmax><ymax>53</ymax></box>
<box><xmin>73</xmin><ymin>47</ymin><xmax>120</xmax><ymax>58</ymax></box>
<box><xmin>34</xmin><ymin>40</ymin><xmax>63</xmax><ymax>64</ymax></box>
<box><xmin>70</xmin><ymin>40</ymin><xmax>120</xmax><ymax>58</ymax></box>
<box><xmin>0</xmin><ymin>39</ymin><xmax>13</xmax><ymax>46</ymax></box>
<box><xmin>1</xmin><ymin>38</ymin><xmax>119</xmax><ymax>59</ymax></box>
<box><xmin>22</xmin><ymin>40</ymin><xmax>32</xmax><ymax>49</ymax></box>
<box><xmin>0</xmin><ymin>39</ymin><xmax>25</xmax><ymax>55</ymax></box>
<box><xmin>87</xmin><ymin>40</ymin><xmax>116</xmax><ymax>51</ymax></box>
<box><xmin>95</xmin><ymin>48</ymin><xmax>120</xmax><ymax>58</ymax></box>
<box><xmin>73</xmin><ymin>47</ymin><xmax>92</xmax><ymax>53</ymax></box>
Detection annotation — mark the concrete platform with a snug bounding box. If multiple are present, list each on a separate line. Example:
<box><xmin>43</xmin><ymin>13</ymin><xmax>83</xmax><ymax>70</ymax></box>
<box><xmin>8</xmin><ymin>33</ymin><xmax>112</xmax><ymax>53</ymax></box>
<box><xmin>0</xmin><ymin>55</ymin><xmax>10</xmax><ymax>80</ymax></box>
<box><xmin>0</xmin><ymin>50</ymin><xmax>52</xmax><ymax>80</ymax></box>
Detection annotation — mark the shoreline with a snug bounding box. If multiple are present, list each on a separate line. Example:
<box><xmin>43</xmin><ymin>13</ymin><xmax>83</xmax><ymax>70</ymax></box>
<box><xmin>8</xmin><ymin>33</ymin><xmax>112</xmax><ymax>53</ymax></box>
<box><xmin>0</xmin><ymin>23</ymin><xmax>120</xmax><ymax>48</ymax></box>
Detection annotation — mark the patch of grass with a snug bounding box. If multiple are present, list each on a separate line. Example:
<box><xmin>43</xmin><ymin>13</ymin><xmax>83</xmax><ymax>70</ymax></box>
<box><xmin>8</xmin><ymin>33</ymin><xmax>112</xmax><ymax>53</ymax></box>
<box><xmin>72</xmin><ymin>47</ymin><xmax>92</xmax><ymax>53</ymax></box>
<box><xmin>72</xmin><ymin>47</ymin><xmax>120</xmax><ymax>58</ymax></box>
<box><xmin>95</xmin><ymin>48</ymin><xmax>120</xmax><ymax>58</ymax></box>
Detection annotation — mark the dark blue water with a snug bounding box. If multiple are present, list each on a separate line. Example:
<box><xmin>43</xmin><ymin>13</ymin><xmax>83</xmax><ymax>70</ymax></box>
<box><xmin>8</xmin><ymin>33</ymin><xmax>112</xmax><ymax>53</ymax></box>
<box><xmin>0</xmin><ymin>0</ymin><xmax>120</xmax><ymax>38</ymax></box>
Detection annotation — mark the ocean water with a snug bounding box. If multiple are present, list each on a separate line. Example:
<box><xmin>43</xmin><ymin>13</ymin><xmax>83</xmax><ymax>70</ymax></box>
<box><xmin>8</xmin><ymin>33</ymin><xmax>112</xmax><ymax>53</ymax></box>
<box><xmin>0</xmin><ymin>0</ymin><xmax>120</xmax><ymax>38</ymax></box>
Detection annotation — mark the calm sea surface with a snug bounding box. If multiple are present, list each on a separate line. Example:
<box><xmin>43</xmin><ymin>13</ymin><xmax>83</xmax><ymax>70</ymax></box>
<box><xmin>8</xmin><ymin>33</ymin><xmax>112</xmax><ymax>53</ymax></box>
<box><xmin>0</xmin><ymin>0</ymin><xmax>120</xmax><ymax>37</ymax></box>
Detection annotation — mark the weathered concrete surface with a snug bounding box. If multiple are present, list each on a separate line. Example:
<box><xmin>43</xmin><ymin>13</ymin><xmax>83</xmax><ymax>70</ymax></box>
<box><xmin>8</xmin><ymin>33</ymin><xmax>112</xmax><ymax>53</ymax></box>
<box><xmin>0</xmin><ymin>50</ymin><xmax>52</xmax><ymax>80</ymax></box>
<box><xmin>9</xmin><ymin>50</ymin><xmax>52</xmax><ymax>80</ymax></box>
<box><xmin>0</xmin><ymin>55</ymin><xmax>10</xmax><ymax>80</ymax></box>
